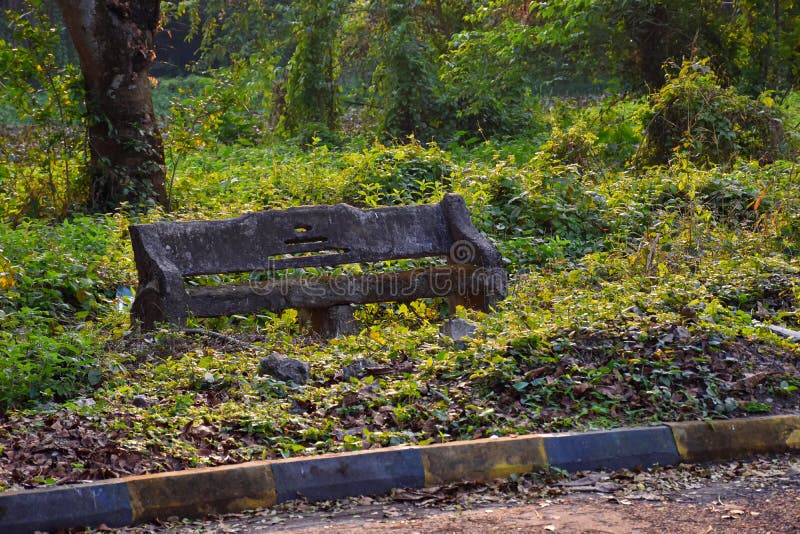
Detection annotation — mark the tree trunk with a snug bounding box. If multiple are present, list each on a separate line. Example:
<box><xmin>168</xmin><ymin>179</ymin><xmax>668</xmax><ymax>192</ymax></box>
<box><xmin>55</xmin><ymin>0</ymin><xmax>167</xmax><ymax>210</ymax></box>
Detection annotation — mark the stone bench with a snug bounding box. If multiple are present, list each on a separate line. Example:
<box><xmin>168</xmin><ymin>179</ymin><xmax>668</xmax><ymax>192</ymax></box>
<box><xmin>129</xmin><ymin>193</ymin><xmax>506</xmax><ymax>337</ymax></box>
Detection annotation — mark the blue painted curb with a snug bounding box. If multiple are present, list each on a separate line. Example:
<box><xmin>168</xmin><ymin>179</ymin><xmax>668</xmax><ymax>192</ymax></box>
<box><xmin>0</xmin><ymin>480</ymin><xmax>132</xmax><ymax>534</ymax></box>
<box><xmin>271</xmin><ymin>447</ymin><xmax>425</xmax><ymax>503</ymax></box>
<box><xmin>543</xmin><ymin>426</ymin><xmax>681</xmax><ymax>472</ymax></box>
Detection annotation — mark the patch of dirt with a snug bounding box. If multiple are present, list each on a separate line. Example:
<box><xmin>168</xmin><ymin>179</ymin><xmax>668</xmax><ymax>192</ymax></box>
<box><xmin>124</xmin><ymin>454</ymin><xmax>800</xmax><ymax>533</ymax></box>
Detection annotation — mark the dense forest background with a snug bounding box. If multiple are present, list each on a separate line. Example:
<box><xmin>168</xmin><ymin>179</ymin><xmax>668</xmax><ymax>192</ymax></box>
<box><xmin>1</xmin><ymin>1</ymin><xmax>798</xmax><ymax>212</ymax></box>
<box><xmin>0</xmin><ymin>1</ymin><xmax>799</xmax><ymax>486</ymax></box>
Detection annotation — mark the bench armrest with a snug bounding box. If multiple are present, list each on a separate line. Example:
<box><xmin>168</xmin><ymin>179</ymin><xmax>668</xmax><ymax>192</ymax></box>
<box><xmin>129</xmin><ymin>224</ymin><xmax>189</xmax><ymax>329</ymax></box>
<box><xmin>440</xmin><ymin>193</ymin><xmax>503</xmax><ymax>269</ymax></box>
<box><xmin>440</xmin><ymin>194</ymin><xmax>507</xmax><ymax>310</ymax></box>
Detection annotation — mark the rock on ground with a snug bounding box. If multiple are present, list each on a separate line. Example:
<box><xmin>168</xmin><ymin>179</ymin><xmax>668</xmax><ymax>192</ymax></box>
<box><xmin>258</xmin><ymin>353</ymin><xmax>310</xmax><ymax>385</ymax></box>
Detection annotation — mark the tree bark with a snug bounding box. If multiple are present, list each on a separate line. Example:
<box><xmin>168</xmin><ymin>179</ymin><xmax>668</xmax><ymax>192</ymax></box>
<box><xmin>55</xmin><ymin>0</ymin><xmax>167</xmax><ymax>210</ymax></box>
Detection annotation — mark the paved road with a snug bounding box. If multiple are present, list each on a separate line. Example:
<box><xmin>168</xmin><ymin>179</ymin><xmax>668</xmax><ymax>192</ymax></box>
<box><xmin>127</xmin><ymin>455</ymin><xmax>800</xmax><ymax>533</ymax></box>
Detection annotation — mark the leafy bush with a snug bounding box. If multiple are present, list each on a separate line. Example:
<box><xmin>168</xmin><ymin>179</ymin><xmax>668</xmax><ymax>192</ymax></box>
<box><xmin>538</xmin><ymin>120</ymin><xmax>599</xmax><ymax>168</ymax></box>
<box><xmin>340</xmin><ymin>140</ymin><xmax>452</xmax><ymax>206</ymax></box>
<box><xmin>0</xmin><ymin>325</ymin><xmax>101</xmax><ymax>411</ymax></box>
<box><xmin>582</xmin><ymin>97</ymin><xmax>646</xmax><ymax>166</ymax></box>
<box><xmin>0</xmin><ymin>216</ymin><xmax>132</xmax><ymax>317</ymax></box>
<box><xmin>442</xmin><ymin>21</ymin><xmax>539</xmax><ymax>136</ymax></box>
<box><xmin>369</xmin><ymin>1</ymin><xmax>443</xmax><ymax>140</ymax></box>
<box><xmin>0</xmin><ymin>215</ymin><xmax>131</xmax><ymax>409</ymax></box>
<box><xmin>281</xmin><ymin>0</ymin><xmax>343</xmax><ymax>135</ymax></box>
<box><xmin>0</xmin><ymin>4</ymin><xmax>87</xmax><ymax>218</ymax></box>
<box><xmin>162</xmin><ymin>56</ymin><xmax>276</xmax><ymax>147</ymax></box>
<box><xmin>637</xmin><ymin>59</ymin><xmax>785</xmax><ymax>167</ymax></box>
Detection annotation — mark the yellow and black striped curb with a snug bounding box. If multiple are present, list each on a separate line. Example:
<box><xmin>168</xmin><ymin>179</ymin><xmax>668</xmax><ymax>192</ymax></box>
<box><xmin>2</xmin><ymin>415</ymin><xmax>798</xmax><ymax>533</ymax></box>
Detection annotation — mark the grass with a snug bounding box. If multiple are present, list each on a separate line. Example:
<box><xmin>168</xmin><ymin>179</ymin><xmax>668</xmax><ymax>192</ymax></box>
<box><xmin>0</xmin><ymin>93</ymin><xmax>799</xmax><ymax>491</ymax></box>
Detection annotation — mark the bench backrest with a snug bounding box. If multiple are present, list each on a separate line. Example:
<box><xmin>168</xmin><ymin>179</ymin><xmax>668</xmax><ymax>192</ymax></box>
<box><xmin>131</xmin><ymin>198</ymin><xmax>467</xmax><ymax>277</ymax></box>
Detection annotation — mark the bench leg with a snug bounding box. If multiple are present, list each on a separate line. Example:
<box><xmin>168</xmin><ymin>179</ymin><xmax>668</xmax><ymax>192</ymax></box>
<box><xmin>131</xmin><ymin>283</ymin><xmax>164</xmax><ymax>331</ymax></box>
<box><xmin>448</xmin><ymin>267</ymin><xmax>507</xmax><ymax>313</ymax></box>
<box><xmin>448</xmin><ymin>293</ymin><xmax>488</xmax><ymax>313</ymax></box>
<box><xmin>299</xmin><ymin>304</ymin><xmax>359</xmax><ymax>338</ymax></box>
<box><xmin>130</xmin><ymin>279</ymin><xmax>189</xmax><ymax>331</ymax></box>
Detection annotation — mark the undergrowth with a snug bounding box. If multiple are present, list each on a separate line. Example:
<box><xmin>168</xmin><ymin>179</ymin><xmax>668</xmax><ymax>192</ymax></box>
<box><xmin>1</xmin><ymin>87</ymin><xmax>799</xmax><ymax>489</ymax></box>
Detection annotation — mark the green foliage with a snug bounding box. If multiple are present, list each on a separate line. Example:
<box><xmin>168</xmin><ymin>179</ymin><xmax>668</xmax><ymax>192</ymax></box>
<box><xmin>637</xmin><ymin>59</ymin><xmax>785</xmax><ymax>167</ymax></box>
<box><xmin>282</xmin><ymin>0</ymin><xmax>345</xmax><ymax>136</ymax></box>
<box><xmin>442</xmin><ymin>19</ymin><xmax>539</xmax><ymax>135</ymax></box>
<box><xmin>192</xmin><ymin>58</ymin><xmax>276</xmax><ymax>143</ymax></box>
<box><xmin>529</xmin><ymin>0</ymin><xmax>800</xmax><ymax>92</ymax></box>
<box><xmin>473</xmin><ymin>158</ymin><xmax>607</xmax><ymax>269</ymax></box>
<box><xmin>0</xmin><ymin>1</ymin><xmax>87</xmax><ymax>218</ymax></box>
<box><xmin>165</xmin><ymin>0</ymin><xmax>293</xmax><ymax>68</ymax></box>
<box><xmin>716</xmin><ymin>0</ymin><xmax>800</xmax><ymax>94</ymax></box>
<box><xmin>369</xmin><ymin>1</ymin><xmax>444</xmax><ymax>139</ymax></box>
<box><xmin>587</xmin><ymin>97</ymin><xmax>646</xmax><ymax>165</ymax></box>
<box><xmin>340</xmin><ymin>140</ymin><xmax>452</xmax><ymax>206</ymax></box>
<box><xmin>0</xmin><ymin>214</ymin><xmax>132</xmax><ymax>409</ymax></box>
<box><xmin>538</xmin><ymin>120</ymin><xmax>599</xmax><ymax>168</ymax></box>
<box><xmin>2</xmin><ymin>38</ymin><xmax>800</xmax><ymax>474</ymax></box>
<box><xmin>0</xmin><ymin>326</ymin><xmax>101</xmax><ymax>411</ymax></box>
<box><xmin>160</xmin><ymin>0</ymin><xmax>800</xmax><ymax>143</ymax></box>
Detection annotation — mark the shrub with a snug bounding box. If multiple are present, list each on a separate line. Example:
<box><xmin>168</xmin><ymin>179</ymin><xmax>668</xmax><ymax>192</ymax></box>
<box><xmin>369</xmin><ymin>1</ymin><xmax>444</xmax><ymax>140</ymax></box>
<box><xmin>442</xmin><ymin>21</ymin><xmax>539</xmax><ymax>136</ymax></box>
<box><xmin>0</xmin><ymin>326</ymin><xmax>101</xmax><ymax>411</ymax></box>
<box><xmin>340</xmin><ymin>140</ymin><xmax>452</xmax><ymax>206</ymax></box>
<box><xmin>0</xmin><ymin>4</ymin><xmax>87</xmax><ymax>218</ymax></box>
<box><xmin>538</xmin><ymin>120</ymin><xmax>599</xmax><ymax>168</ymax></box>
<box><xmin>0</xmin><ymin>215</ymin><xmax>129</xmax><ymax>410</ymax></box>
<box><xmin>637</xmin><ymin>59</ymin><xmax>785</xmax><ymax>167</ymax></box>
<box><xmin>475</xmin><ymin>157</ymin><xmax>608</xmax><ymax>269</ymax></box>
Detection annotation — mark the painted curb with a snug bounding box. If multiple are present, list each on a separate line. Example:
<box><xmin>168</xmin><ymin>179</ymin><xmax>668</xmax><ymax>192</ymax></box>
<box><xmin>667</xmin><ymin>414</ymin><xmax>800</xmax><ymax>463</ymax></box>
<box><xmin>543</xmin><ymin>425</ymin><xmax>681</xmax><ymax>472</ymax></box>
<box><xmin>0</xmin><ymin>479</ymin><xmax>132</xmax><ymax>533</ymax></box>
<box><xmin>1</xmin><ymin>414</ymin><xmax>799</xmax><ymax>533</ymax></box>
<box><xmin>127</xmin><ymin>462</ymin><xmax>277</xmax><ymax>523</ymax></box>
<box><xmin>420</xmin><ymin>434</ymin><xmax>547</xmax><ymax>485</ymax></box>
<box><xmin>271</xmin><ymin>447</ymin><xmax>424</xmax><ymax>503</ymax></box>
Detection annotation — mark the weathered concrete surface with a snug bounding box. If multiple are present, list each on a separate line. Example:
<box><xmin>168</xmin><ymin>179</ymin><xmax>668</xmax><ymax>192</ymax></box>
<box><xmin>298</xmin><ymin>304</ymin><xmax>359</xmax><ymax>338</ymax></box>
<box><xmin>420</xmin><ymin>435</ymin><xmax>547</xmax><ymax>486</ymax></box>
<box><xmin>130</xmin><ymin>194</ymin><xmax>507</xmax><ymax>336</ymax></box>
<box><xmin>667</xmin><ymin>415</ymin><xmax>800</xmax><ymax>462</ymax></box>
<box><xmin>126</xmin><ymin>463</ymin><xmax>277</xmax><ymax>523</ymax></box>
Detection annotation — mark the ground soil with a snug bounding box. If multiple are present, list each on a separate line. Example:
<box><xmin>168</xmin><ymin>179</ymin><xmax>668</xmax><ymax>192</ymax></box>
<box><xmin>267</xmin><ymin>488</ymin><xmax>800</xmax><ymax>533</ymax></box>
<box><xmin>124</xmin><ymin>454</ymin><xmax>800</xmax><ymax>533</ymax></box>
